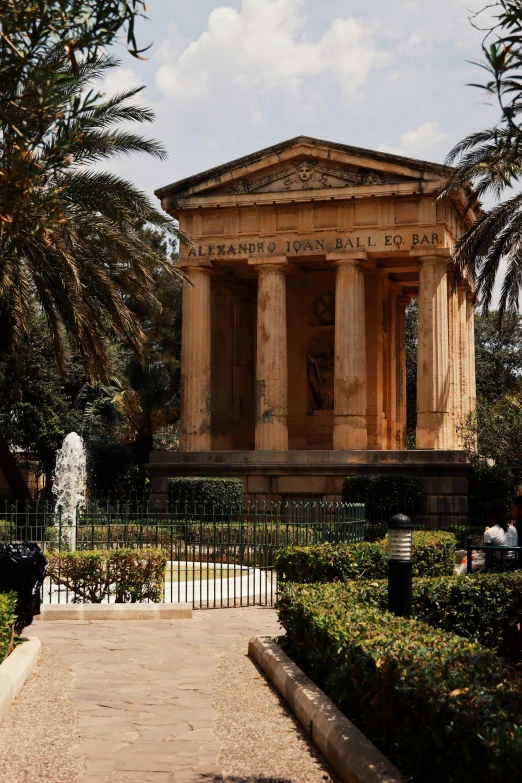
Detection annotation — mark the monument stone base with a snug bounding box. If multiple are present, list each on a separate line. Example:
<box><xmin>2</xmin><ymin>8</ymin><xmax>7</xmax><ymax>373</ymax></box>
<box><xmin>146</xmin><ymin>450</ymin><xmax>470</xmax><ymax>526</ymax></box>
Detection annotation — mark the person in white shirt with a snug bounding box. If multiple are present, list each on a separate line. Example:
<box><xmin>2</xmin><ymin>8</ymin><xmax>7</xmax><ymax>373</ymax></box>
<box><xmin>484</xmin><ymin>499</ymin><xmax>518</xmax><ymax>571</ymax></box>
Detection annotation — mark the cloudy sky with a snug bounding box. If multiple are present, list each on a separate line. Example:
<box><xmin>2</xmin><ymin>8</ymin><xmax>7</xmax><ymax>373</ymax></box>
<box><xmin>105</xmin><ymin>0</ymin><xmax>498</xmax><ymax>200</ymax></box>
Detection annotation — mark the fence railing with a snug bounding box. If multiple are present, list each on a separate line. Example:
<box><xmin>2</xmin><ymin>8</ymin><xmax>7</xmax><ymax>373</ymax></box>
<box><xmin>0</xmin><ymin>500</ymin><xmax>365</xmax><ymax>609</ymax></box>
<box><xmin>466</xmin><ymin>539</ymin><xmax>522</xmax><ymax>573</ymax></box>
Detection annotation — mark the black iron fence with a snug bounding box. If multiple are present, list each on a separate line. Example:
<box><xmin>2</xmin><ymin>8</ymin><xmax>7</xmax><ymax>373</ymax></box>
<box><xmin>466</xmin><ymin>539</ymin><xmax>522</xmax><ymax>573</ymax></box>
<box><xmin>0</xmin><ymin>499</ymin><xmax>365</xmax><ymax>608</ymax></box>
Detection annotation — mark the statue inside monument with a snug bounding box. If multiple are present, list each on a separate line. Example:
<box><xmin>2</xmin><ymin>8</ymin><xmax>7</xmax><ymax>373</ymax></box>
<box><xmin>308</xmin><ymin>351</ymin><xmax>334</xmax><ymax>410</ymax></box>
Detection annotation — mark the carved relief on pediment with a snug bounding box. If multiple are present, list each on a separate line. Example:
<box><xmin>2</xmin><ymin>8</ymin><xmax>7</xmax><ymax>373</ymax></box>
<box><xmin>227</xmin><ymin>160</ymin><xmax>385</xmax><ymax>195</ymax></box>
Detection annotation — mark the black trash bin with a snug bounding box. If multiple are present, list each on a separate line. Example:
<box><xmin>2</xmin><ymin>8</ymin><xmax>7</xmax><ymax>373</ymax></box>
<box><xmin>0</xmin><ymin>543</ymin><xmax>47</xmax><ymax>632</ymax></box>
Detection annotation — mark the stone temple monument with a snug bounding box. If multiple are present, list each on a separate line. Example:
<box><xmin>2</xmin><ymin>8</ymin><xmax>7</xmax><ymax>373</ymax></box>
<box><xmin>147</xmin><ymin>136</ymin><xmax>477</xmax><ymax>512</ymax></box>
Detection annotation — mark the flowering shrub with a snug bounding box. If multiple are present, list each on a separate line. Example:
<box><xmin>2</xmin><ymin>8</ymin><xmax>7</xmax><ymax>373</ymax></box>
<box><xmin>153</xmin><ymin>422</ymin><xmax>180</xmax><ymax>451</ymax></box>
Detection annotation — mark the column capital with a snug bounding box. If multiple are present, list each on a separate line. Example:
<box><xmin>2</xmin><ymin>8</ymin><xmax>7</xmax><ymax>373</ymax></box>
<box><xmin>327</xmin><ymin>250</ymin><xmax>368</xmax><ymax>267</ymax></box>
<box><xmin>248</xmin><ymin>255</ymin><xmax>289</xmax><ymax>273</ymax></box>
<box><xmin>410</xmin><ymin>247</ymin><xmax>451</xmax><ymax>263</ymax></box>
<box><xmin>177</xmin><ymin>258</ymin><xmax>214</xmax><ymax>271</ymax></box>
<box><xmin>397</xmin><ymin>294</ymin><xmax>410</xmax><ymax>307</ymax></box>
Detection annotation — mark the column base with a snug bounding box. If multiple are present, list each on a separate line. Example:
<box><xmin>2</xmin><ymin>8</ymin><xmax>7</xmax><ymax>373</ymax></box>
<box><xmin>333</xmin><ymin>416</ymin><xmax>368</xmax><ymax>450</ymax></box>
<box><xmin>255</xmin><ymin>419</ymin><xmax>288</xmax><ymax>451</ymax></box>
<box><xmin>416</xmin><ymin>412</ymin><xmax>451</xmax><ymax>450</ymax></box>
<box><xmin>179</xmin><ymin>433</ymin><xmax>212</xmax><ymax>451</ymax></box>
<box><xmin>366</xmin><ymin>413</ymin><xmax>387</xmax><ymax>450</ymax></box>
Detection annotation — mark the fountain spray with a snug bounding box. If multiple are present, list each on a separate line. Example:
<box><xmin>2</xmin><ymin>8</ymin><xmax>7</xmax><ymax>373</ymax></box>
<box><xmin>53</xmin><ymin>432</ymin><xmax>87</xmax><ymax>551</ymax></box>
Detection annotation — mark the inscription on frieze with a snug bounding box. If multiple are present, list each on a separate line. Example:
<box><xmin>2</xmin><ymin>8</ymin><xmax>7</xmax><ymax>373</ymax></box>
<box><xmin>185</xmin><ymin>230</ymin><xmax>442</xmax><ymax>258</ymax></box>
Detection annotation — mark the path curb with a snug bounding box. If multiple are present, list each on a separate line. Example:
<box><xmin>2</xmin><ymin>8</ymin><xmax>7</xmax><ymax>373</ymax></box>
<box><xmin>35</xmin><ymin>603</ymin><xmax>192</xmax><ymax>621</ymax></box>
<box><xmin>0</xmin><ymin>636</ymin><xmax>41</xmax><ymax>721</ymax></box>
<box><xmin>249</xmin><ymin>636</ymin><xmax>403</xmax><ymax>783</ymax></box>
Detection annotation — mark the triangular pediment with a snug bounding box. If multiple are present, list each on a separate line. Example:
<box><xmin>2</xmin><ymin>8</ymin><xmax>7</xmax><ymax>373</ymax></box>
<box><xmin>227</xmin><ymin>159</ymin><xmax>391</xmax><ymax>195</ymax></box>
<box><xmin>156</xmin><ymin>136</ymin><xmax>453</xmax><ymax>205</ymax></box>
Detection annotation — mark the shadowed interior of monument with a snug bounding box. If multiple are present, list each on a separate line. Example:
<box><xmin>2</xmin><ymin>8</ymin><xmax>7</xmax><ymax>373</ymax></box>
<box><xmin>210</xmin><ymin>258</ymin><xmax>416</xmax><ymax>451</ymax></box>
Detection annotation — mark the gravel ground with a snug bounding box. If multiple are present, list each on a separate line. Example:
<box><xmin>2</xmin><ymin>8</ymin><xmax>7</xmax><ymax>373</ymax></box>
<box><xmin>0</xmin><ymin>643</ymin><xmax>82</xmax><ymax>783</ymax></box>
<box><xmin>211</xmin><ymin>637</ymin><xmax>339</xmax><ymax>783</ymax></box>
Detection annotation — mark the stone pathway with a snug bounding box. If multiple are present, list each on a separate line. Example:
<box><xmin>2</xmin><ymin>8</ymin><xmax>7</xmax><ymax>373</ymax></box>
<box><xmin>0</xmin><ymin>644</ymin><xmax>83</xmax><ymax>783</ymax></box>
<box><xmin>27</xmin><ymin>607</ymin><xmax>329</xmax><ymax>783</ymax></box>
<box><xmin>212</xmin><ymin>638</ymin><xmax>338</xmax><ymax>783</ymax></box>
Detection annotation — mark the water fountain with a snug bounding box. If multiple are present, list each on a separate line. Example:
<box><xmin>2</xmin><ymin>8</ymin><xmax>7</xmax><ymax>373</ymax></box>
<box><xmin>53</xmin><ymin>432</ymin><xmax>87</xmax><ymax>551</ymax></box>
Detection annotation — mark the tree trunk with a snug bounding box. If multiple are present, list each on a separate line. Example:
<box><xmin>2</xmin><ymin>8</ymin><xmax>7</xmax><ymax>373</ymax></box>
<box><xmin>130</xmin><ymin>429</ymin><xmax>154</xmax><ymax>466</ymax></box>
<box><xmin>0</xmin><ymin>428</ymin><xmax>31</xmax><ymax>502</ymax></box>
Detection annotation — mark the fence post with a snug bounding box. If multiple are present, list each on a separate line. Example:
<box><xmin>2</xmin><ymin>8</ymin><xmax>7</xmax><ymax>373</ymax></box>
<box><xmin>466</xmin><ymin>536</ymin><xmax>473</xmax><ymax>575</ymax></box>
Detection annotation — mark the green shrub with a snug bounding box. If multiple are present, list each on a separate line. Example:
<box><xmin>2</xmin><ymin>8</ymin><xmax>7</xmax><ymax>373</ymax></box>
<box><xmin>0</xmin><ymin>591</ymin><xmax>17</xmax><ymax>662</ymax></box>
<box><xmin>109</xmin><ymin>550</ymin><xmax>167</xmax><ymax>603</ymax></box>
<box><xmin>167</xmin><ymin>477</ymin><xmax>244</xmax><ymax>509</ymax></box>
<box><xmin>86</xmin><ymin>436</ymin><xmax>141</xmax><ymax>496</ymax></box>
<box><xmin>275</xmin><ymin>531</ymin><xmax>455</xmax><ymax>583</ymax></box>
<box><xmin>438</xmin><ymin>524</ymin><xmax>484</xmax><ymax>548</ymax></box>
<box><xmin>277</xmin><ymin>583</ymin><xmax>522</xmax><ymax>781</ymax></box>
<box><xmin>46</xmin><ymin>549</ymin><xmax>167</xmax><ymax>603</ymax></box>
<box><xmin>342</xmin><ymin>474</ymin><xmax>424</xmax><ymax>523</ymax></box>
<box><xmin>73</xmin><ymin>519</ymin><xmax>351</xmax><ymax>550</ymax></box>
<box><xmin>0</xmin><ymin>520</ymin><xmax>16</xmax><ymax>543</ymax></box>
<box><xmin>345</xmin><ymin>572</ymin><xmax>522</xmax><ymax>661</ymax></box>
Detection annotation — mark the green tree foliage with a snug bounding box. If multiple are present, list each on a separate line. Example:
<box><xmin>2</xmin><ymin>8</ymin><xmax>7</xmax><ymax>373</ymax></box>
<box><xmin>442</xmin><ymin>1</ymin><xmax>522</xmax><ymax>316</ymax></box>
<box><xmin>0</xmin><ymin>49</ymin><xmax>182</xmax><ymax>375</ymax></box>
<box><xmin>0</xmin><ymin>3</ymin><xmax>187</xmax><ymax>497</ymax></box>
<box><xmin>474</xmin><ymin>310</ymin><xmax>522</xmax><ymax>403</ymax></box>
<box><xmin>0</xmin><ymin>309</ymin><xmax>84</xmax><ymax>496</ymax></box>
<box><xmin>462</xmin><ymin>391</ymin><xmax>522</xmax><ymax>498</ymax></box>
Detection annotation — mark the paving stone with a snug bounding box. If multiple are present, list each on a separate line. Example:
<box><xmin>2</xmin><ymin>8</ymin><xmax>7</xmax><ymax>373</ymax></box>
<box><xmin>29</xmin><ymin>608</ymin><xmax>280</xmax><ymax>782</ymax></box>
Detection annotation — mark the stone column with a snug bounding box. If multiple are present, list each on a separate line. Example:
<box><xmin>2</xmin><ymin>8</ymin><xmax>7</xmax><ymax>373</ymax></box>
<box><xmin>413</xmin><ymin>249</ymin><xmax>451</xmax><ymax>450</ymax></box>
<box><xmin>179</xmin><ymin>262</ymin><xmax>213</xmax><ymax>452</ymax></box>
<box><xmin>233</xmin><ymin>292</ymin><xmax>256</xmax><ymax>450</ymax></box>
<box><xmin>385</xmin><ymin>286</ymin><xmax>398</xmax><ymax>449</ymax></box>
<box><xmin>249</xmin><ymin>257</ymin><xmax>288</xmax><ymax>450</ymax></box>
<box><xmin>457</xmin><ymin>282</ymin><xmax>470</xmax><ymax>431</ymax></box>
<box><xmin>364</xmin><ymin>268</ymin><xmax>386</xmax><ymax>449</ymax></box>
<box><xmin>328</xmin><ymin>253</ymin><xmax>368</xmax><ymax>450</ymax></box>
<box><xmin>446</xmin><ymin>277</ymin><xmax>460</xmax><ymax>449</ymax></box>
<box><xmin>396</xmin><ymin>295</ymin><xmax>409</xmax><ymax>449</ymax></box>
<box><xmin>466</xmin><ymin>289</ymin><xmax>477</xmax><ymax>414</ymax></box>
<box><xmin>211</xmin><ymin>285</ymin><xmax>235</xmax><ymax>449</ymax></box>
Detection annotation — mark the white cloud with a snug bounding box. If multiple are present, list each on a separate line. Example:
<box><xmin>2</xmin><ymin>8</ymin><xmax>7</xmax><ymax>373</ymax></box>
<box><xmin>377</xmin><ymin>121</ymin><xmax>449</xmax><ymax>158</ymax></box>
<box><xmin>101</xmin><ymin>66</ymin><xmax>142</xmax><ymax>97</ymax></box>
<box><xmin>155</xmin><ymin>0</ymin><xmax>387</xmax><ymax>127</ymax></box>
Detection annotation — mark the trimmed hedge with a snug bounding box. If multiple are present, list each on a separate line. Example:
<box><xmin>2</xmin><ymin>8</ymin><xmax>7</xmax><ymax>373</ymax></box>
<box><xmin>0</xmin><ymin>591</ymin><xmax>17</xmax><ymax>663</ymax></box>
<box><xmin>275</xmin><ymin>530</ymin><xmax>456</xmax><ymax>583</ymax></box>
<box><xmin>344</xmin><ymin>572</ymin><xmax>522</xmax><ymax>661</ymax></box>
<box><xmin>342</xmin><ymin>474</ymin><xmax>424</xmax><ymax>523</ymax></box>
<box><xmin>277</xmin><ymin>583</ymin><xmax>522</xmax><ymax>781</ymax></box>
<box><xmin>167</xmin><ymin>477</ymin><xmax>244</xmax><ymax>508</ymax></box>
<box><xmin>46</xmin><ymin>549</ymin><xmax>167</xmax><ymax>603</ymax></box>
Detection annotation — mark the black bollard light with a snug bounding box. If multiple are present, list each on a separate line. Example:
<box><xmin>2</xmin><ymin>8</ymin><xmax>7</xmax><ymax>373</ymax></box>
<box><xmin>388</xmin><ymin>513</ymin><xmax>413</xmax><ymax>618</ymax></box>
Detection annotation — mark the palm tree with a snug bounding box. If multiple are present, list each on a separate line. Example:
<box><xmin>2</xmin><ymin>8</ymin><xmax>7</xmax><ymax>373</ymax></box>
<box><xmin>441</xmin><ymin>127</ymin><xmax>522</xmax><ymax>317</ymax></box>
<box><xmin>441</xmin><ymin>3</ymin><xmax>522</xmax><ymax>319</ymax></box>
<box><xmin>0</xmin><ymin>54</ymin><xmax>187</xmax><ymax>497</ymax></box>
<box><xmin>78</xmin><ymin>358</ymin><xmax>177</xmax><ymax>464</ymax></box>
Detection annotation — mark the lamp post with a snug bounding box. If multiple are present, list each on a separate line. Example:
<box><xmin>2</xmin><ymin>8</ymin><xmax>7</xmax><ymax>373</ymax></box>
<box><xmin>388</xmin><ymin>513</ymin><xmax>413</xmax><ymax>618</ymax></box>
